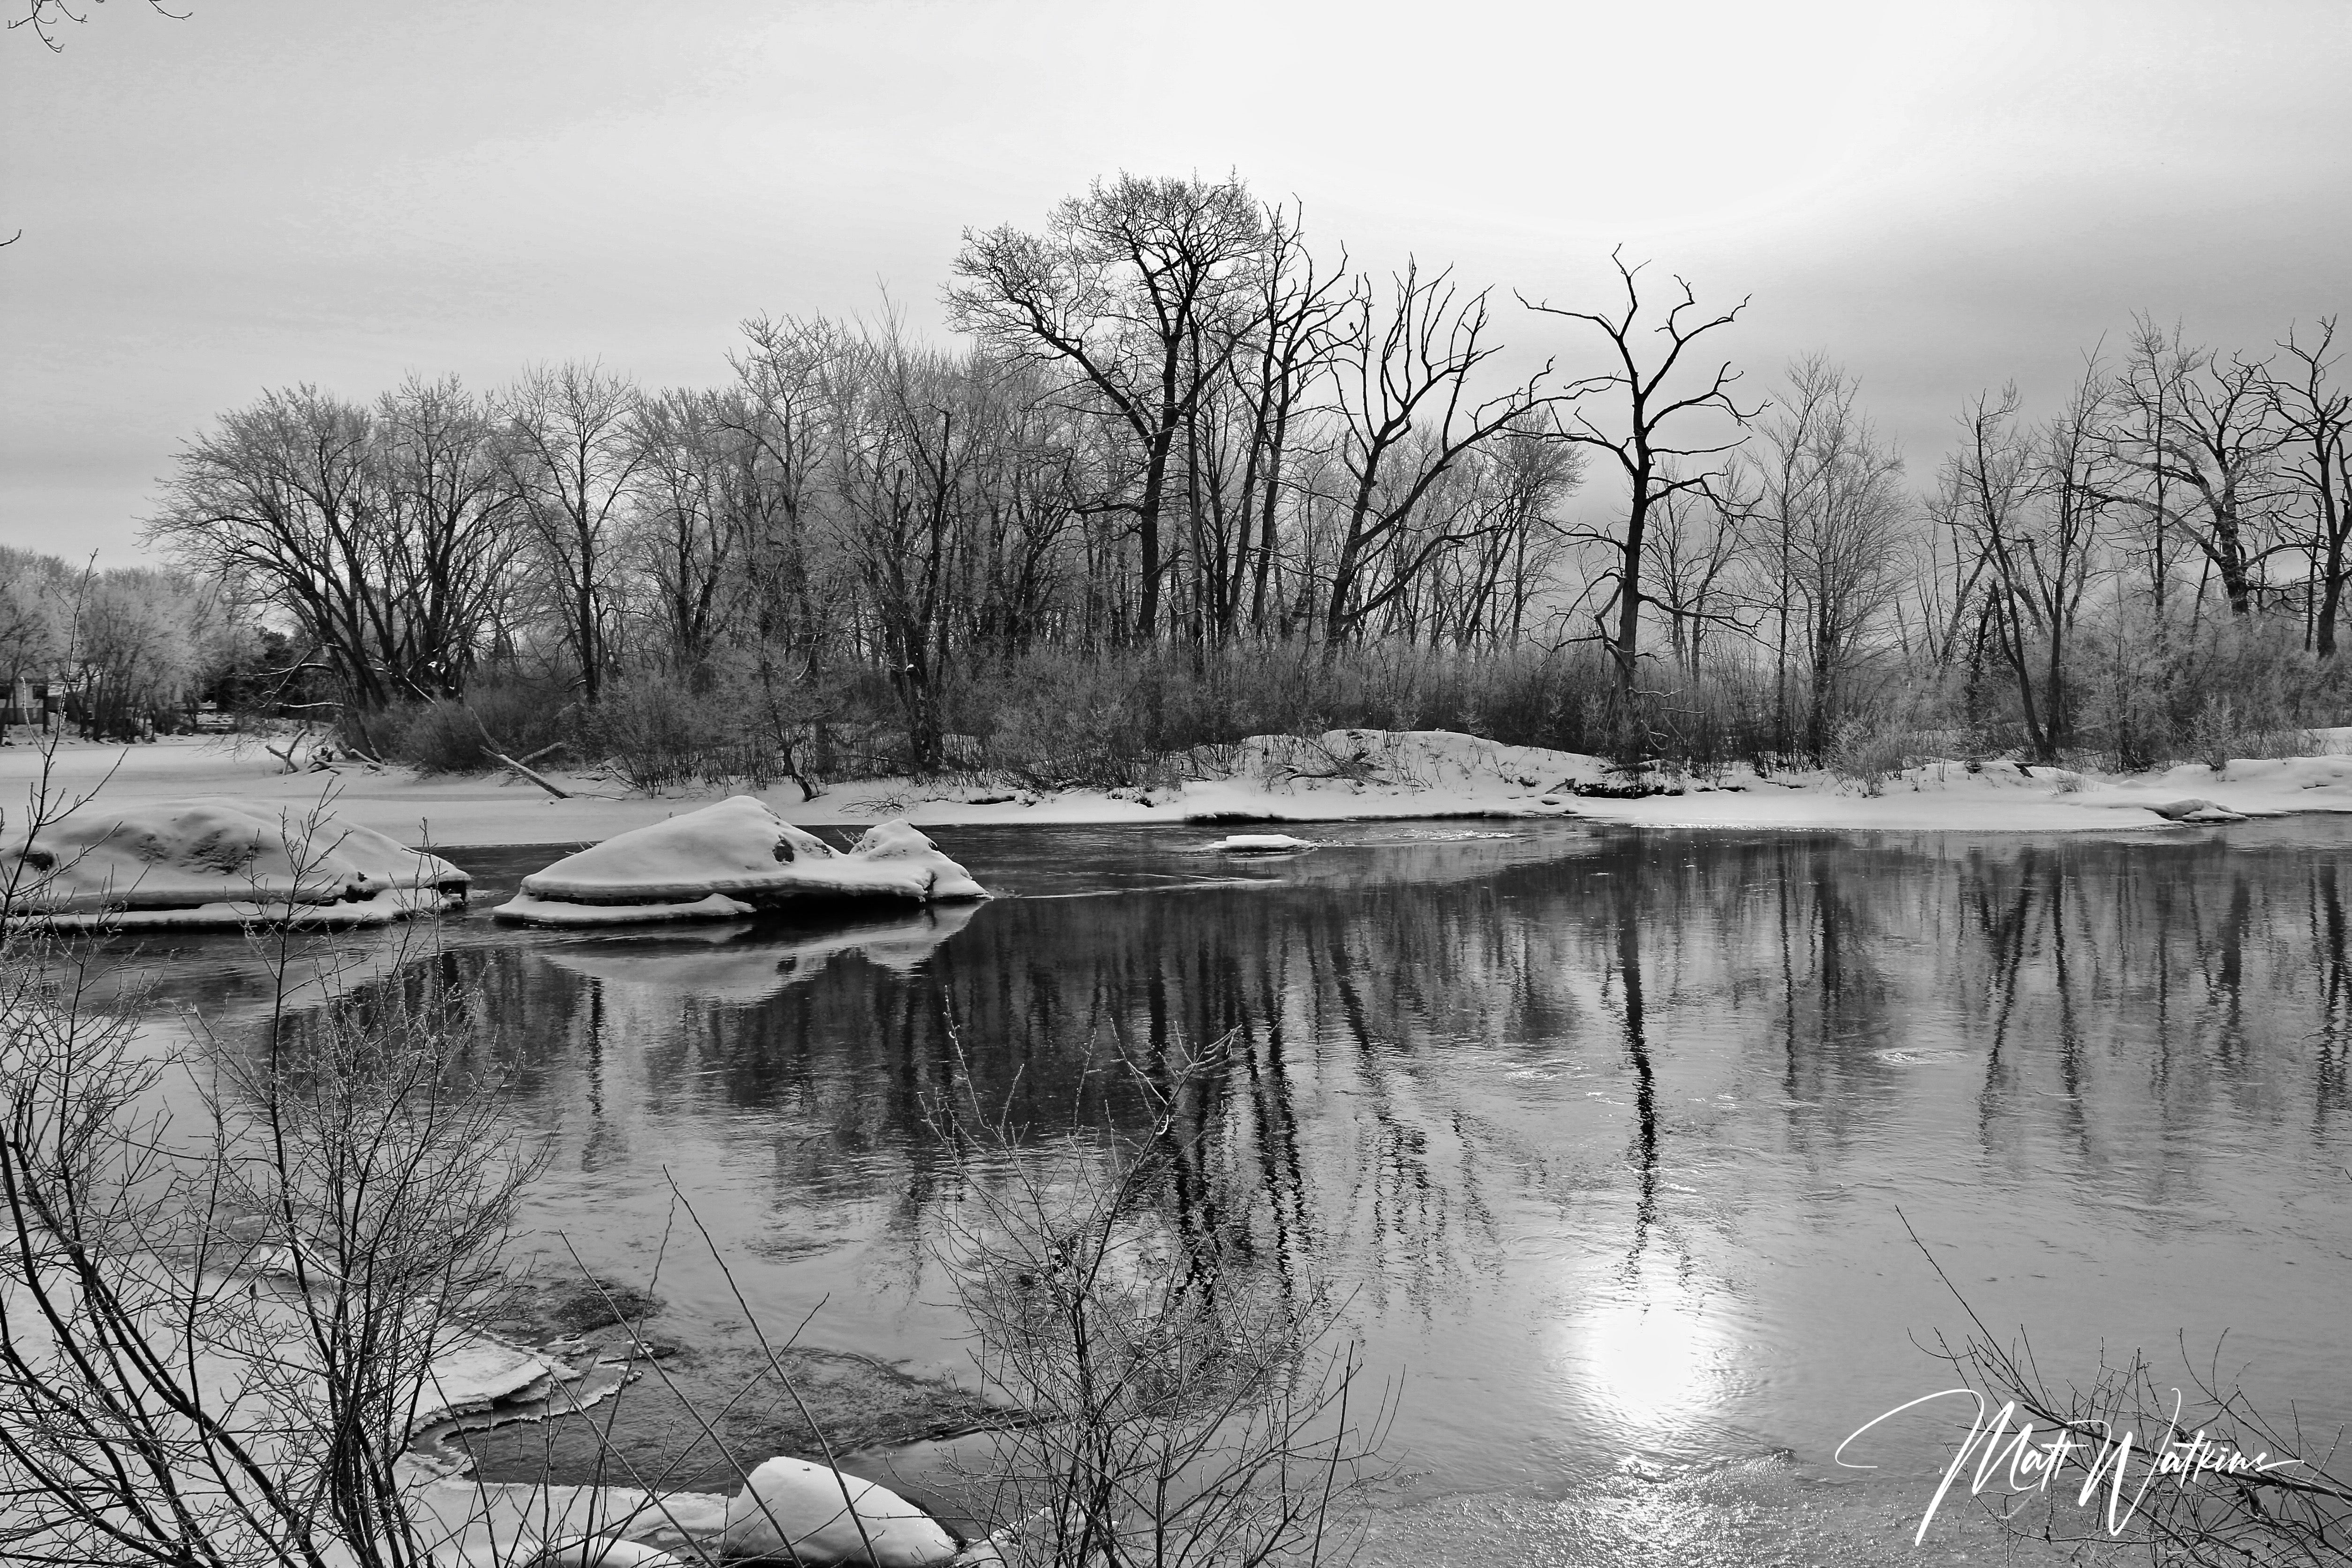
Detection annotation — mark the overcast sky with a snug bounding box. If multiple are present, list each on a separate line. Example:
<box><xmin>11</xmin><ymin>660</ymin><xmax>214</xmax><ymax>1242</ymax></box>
<box><xmin>3</xmin><ymin>0</ymin><xmax>2346</xmax><ymax>565</ymax></box>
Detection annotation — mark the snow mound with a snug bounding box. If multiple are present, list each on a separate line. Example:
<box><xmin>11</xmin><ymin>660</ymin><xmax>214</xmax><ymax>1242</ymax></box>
<box><xmin>493</xmin><ymin>797</ymin><xmax>986</xmax><ymax>926</ymax></box>
<box><xmin>718</xmin><ymin>1456</ymin><xmax>963</xmax><ymax>1566</ymax></box>
<box><xmin>0</xmin><ymin>799</ymin><xmax>467</xmax><ymax>928</ymax></box>
<box><xmin>1172</xmin><ymin>729</ymin><xmax>1605</xmax><ymax>823</ymax></box>
<box><xmin>1202</xmin><ymin>833</ymin><xmax>1317</xmax><ymax>854</ymax></box>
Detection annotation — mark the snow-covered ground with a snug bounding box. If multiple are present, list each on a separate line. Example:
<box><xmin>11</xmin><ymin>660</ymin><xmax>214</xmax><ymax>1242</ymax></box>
<box><xmin>8</xmin><ymin>728</ymin><xmax>2352</xmax><ymax>847</ymax></box>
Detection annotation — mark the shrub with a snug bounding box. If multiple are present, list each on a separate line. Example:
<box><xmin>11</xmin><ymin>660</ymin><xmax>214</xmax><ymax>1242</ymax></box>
<box><xmin>360</xmin><ymin>678</ymin><xmax>579</xmax><ymax>774</ymax></box>
<box><xmin>584</xmin><ymin>674</ymin><xmax>784</xmax><ymax>793</ymax></box>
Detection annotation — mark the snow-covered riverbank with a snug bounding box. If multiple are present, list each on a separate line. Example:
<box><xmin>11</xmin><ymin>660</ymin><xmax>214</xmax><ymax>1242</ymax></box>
<box><xmin>9</xmin><ymin>728</ymin><xmax>2352</xmax><ymax>848</ymax></box>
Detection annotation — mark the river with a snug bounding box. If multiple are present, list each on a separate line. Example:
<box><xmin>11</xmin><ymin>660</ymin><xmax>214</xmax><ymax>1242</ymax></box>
<box><xmin>127</xmin><ymin>816</ymin><xmax>2352</xmax><ymax>1565</ymax></box>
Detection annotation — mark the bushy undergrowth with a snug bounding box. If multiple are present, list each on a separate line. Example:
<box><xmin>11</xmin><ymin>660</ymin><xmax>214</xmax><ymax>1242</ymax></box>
<box><xmin>359</xmin><ymin>679</ymin><xmax>577</xmax><ymax>773</ymax></box>
<box><xmin>352</xmin><ymin>619</ymin><xmax>2352</xmax><ymax>792</ymax></box>
<box><xmin>579</xmin><ymin>675</ymin><xmax>789</xmax><ymax>793</ymax></box>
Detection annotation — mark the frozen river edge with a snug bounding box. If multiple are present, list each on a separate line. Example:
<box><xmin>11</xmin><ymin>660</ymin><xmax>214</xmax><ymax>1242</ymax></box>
<box><xmin>10</xmin><ymin>726</ymin><xmax>2352</xmax><ymax>850</ymax></box>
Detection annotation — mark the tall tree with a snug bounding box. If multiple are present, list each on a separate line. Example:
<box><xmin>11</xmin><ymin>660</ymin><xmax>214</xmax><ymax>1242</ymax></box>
<box><xmin>1322</xmin><ymin>263</ymin><xmax>1554</xmax><ymax>646</ymax></box>
<box><xmin>629</xmin><ymin>387</ymin><xmax>742</xmax><ymax>675</ymax></box>
<box><xmin>1936</xmin><ymin>381</ymin><xmax>2110</xmax><ymax>762</ymax></box>
<box><xmin>373</xmin><ymin>375</ymin><xmax>522</xmax><ymax>699</ymax></box>
<box><xmin>2103</xmin><ymin>317</ymin><xmax>2283</xmax><ymax>619</ymax></box>
<box><xmin>950</xmin><ymin>173</ymin><xmax>1267</xmax><ymax>642</ymax></box>
<box><xmin>1524</xmin><ymin>252</ymin><xmax>1754</xmax><ymax>751</ymax></box>
<box><xmin>2262</xmin><ymin>318</ymin><xmax>2352</xmax><ymax>655</ymax></box>
<box><xmin>150</xmin><ymin>387</ymin><xmax>392</xmax><ymax>709</ymax></box>
<box><xmin>1756</xmin><ymin>360</ymin><xmax>1909</xmax><ymax>755</ymax></box>
<box><xmin>503</xmin><ymin>362</ymin><xmax>646</xmax><ymax>702</ymax></box>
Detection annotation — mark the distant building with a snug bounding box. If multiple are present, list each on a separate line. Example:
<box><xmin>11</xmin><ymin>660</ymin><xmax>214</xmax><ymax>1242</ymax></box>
<box><xmin>3</xmin><ymin>671</ymin><xmax>65</xmax><ymax>729</ymax></box>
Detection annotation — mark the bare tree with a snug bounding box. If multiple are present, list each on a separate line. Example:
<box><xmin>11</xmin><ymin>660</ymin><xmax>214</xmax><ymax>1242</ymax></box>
<box><xmin>950</xmin><ymin>173</ymin><xmax>1268</xmax><ymax>643</ymax></box>
<box><xmin>931</xmin><ymin>1035</ymin><xmax>1387</xmax><ymax>1568</ymax></box>
<box><xmin>2262</xmin><ymin>317</ymin><xmax>2352</xmax><ymax>655</ymax></box>
<box><xmin>822</xmin><ymin>327</ymin><xmax>990</xmax><ymax>769</ymax></box>
<box><xmin>7</xmin><ymin>0</ymin><xmax>180</xmax><ymax>53</ymax></box>
<box><xmin>150</xmin><ymin>388</ymin><xmax>389</xmax><ymax>709</ymax></box>
<box><xmin>2103</xmin><ymin>317</ymin><xmax>2285</xmax><ymax>620</ymax></box>
<box><xmin>1937</xmin><ymin>381</ymin><xmax>2110</xmax><ymax>762</ymax></box>
<box><xmin>1756</xmin><ymin>361</ymin><xmax>1910</xmax><ymax>757</ymax></box>
<box><xmin>1643</xmin><ymin>465</ymin><xmax>1751</xmax><ymax>682</ymax></box>
<box><xmin>1320</xmin><ymin>263</ymin><xmax>1553</xmax><ymax>647</ymax></box>
<box><xmin>1433</xmin><ymin>427</ymin><xmax>1584</xmax><ymax>648</ymax></box>
<box><xmin>0</xmin><ymin>837</ymin><xmax>543</xmax><ymax>1567</ymax></box>
<box><xmin>1523</xmin><ymin>252</ymin><xmax>1756</xmax><ymax>752</ymax></box>
<box><xmin>628</xmin><ymin>388</ymin><xmax>742</xmax><ymax>676</ymax></box>
<box><xmin>503</xmin><ymin>363</ymin><xmax>647</xmax><ymax>703</ymax></box>
<box><xmin>1185</xmin><ymin>201</ymin><xmax>1351</xmax><ymax>642</ymax></box>
<box><xmin>371</xmin><ymin>376</ymin><xmax>523</xmax><ymax>701</ymax></box>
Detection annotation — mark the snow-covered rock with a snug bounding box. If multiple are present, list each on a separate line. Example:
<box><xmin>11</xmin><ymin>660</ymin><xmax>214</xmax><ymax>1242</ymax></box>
<box><xmin>717</xmin><ymin>1456</ymin><xmax>963</xmax><ymax>1566</ymax></box>
<box><xmin>0</xmin><ymin>798</ymin><xmax>467</xmax><ymax>929</ymax></box>
<box><xmin>493</xmin><ymin>797</ymin><xmax>986</xmax><ymax>926</ymax></box>
<box><xmin>1202</xmin><ymin>833</ymin><xmax>1317</xmax><ymax>854</ymax></box>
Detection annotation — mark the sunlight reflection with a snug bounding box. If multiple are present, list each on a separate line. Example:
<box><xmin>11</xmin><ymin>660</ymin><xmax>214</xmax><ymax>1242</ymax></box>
<box><xmin>1571</xmin><ymin>1291</ymin><xmax>1730</xmax><ymax>1429</ymax></box>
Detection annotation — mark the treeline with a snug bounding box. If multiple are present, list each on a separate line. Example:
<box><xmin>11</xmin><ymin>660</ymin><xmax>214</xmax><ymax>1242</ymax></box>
<box><xmin>0</xmin><ymin>547</ymin><xmax>249</xmax><ymax>739</ymax></box>
<box><xmin>134</xmin><ymin>172</ymin><xmax>2348</xmax><ymax>780</ymax></box>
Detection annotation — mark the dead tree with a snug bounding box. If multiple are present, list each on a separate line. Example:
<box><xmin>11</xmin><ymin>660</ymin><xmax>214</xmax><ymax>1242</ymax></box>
<box><xmin>2262</xmin><ymin>317</ymin><xmax>2352</xmax><ymax>654</ymax></box>
<box><xmin>1321</xmin><ymin>262</ymin><xmax>1553</xmax><ymax>647</ymax></box>
<box><xmin>1523</xmin><ymin>251</ymin><xmax>1756</xmax><ymax>754</ymax></box>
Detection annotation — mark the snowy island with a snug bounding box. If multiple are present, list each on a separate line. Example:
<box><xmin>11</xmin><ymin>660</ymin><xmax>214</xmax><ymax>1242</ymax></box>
<box><xmin>491</xmin><ymin>796</ymin><xmax>988</xmax><ymax>926</ymax></box>
<box><xmin>0</xmin><ymin>798</ymin><xmax>468</xmax><ymax>929</ymax></box>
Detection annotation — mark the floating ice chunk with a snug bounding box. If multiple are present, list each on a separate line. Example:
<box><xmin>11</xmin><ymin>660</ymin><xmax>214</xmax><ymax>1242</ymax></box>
<box><xmin>1</xmin><ymin>798</ymin><xmax>466</xmax><ymax>928</ymax></box>
<box><xmin>493</xmin><ymin>797</ymin><xmax>986</xmax><ymax>926</ymax></box>
<box><xmin>718</xmin><ymin>1456</ymin><xmax>963</xmax><ymax>1566</ymax></box>
<box><xmin>1201</xmin><ymin>834</ymin><xmax>1317</xmax><ymax>854</ymax></box>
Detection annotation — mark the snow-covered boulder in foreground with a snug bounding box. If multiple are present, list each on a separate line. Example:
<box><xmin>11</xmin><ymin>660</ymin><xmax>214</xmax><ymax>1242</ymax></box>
<box><xmin>0</xmin><ymin>799</ymin><xmax>467</xmax><ymax>929</ymax></box>
<box><xmin>493</xmin><ymin>796</ymin><xmax>987</xmax><ymax>926</ymax></box>
<box><xmin>718</xmin><ymin>1456</ymin><xmax>965</xmax><ymax>1566</ymax></box>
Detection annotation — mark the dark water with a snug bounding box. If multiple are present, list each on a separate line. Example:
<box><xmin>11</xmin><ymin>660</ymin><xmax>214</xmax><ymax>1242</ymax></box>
<box><xmin>130</xmin><ymin>818</ymin><xmax>2352</xmax><ymax>1560</ymax></box>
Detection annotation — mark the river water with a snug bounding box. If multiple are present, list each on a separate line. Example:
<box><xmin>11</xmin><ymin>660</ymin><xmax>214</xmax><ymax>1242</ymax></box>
<box><xmin>131</xmin><ymin>817</ymin><xmax>2352</xmax><ymax>1564</ymax></box>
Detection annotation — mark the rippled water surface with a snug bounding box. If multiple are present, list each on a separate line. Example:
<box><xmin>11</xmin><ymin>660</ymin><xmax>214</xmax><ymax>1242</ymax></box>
<box><xmin>128</xmin><ymin>817</ymin><xmax>2352</xmax><ymax>1561</ymax></box>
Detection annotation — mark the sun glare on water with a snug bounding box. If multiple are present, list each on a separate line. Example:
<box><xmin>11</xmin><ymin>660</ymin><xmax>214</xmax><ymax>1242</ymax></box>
<box><xmin>1572</xmin><ymin>1291</ymin><xmax>1732</xmax><ymax>1429</ymax></box>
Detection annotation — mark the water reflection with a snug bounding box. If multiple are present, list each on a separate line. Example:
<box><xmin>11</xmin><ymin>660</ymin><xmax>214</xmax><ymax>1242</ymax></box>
<box><xmin>197</xmin><ymin>822</ymin><xmax>2352</xmax><ymax>1494</ymax></box>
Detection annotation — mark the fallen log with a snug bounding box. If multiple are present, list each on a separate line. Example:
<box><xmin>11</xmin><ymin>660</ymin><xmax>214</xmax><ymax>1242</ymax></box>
<box><xmin>490</xmin><ymin>750</ymin><xmax>571</xmax><ymax>799</ymax></box>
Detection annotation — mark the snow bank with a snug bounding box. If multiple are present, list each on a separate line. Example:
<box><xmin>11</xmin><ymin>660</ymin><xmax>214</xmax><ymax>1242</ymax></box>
<box><xmin>20</xmin><ymin>730</ymin><xmax>2352</xmax><ymax>847</ymax></box>
<box><xmin>1</xmin><ymin>798</ymin><xmax>467</xmax><ymax>928</ymax></box>
<box><xmin>494</xmin><ymin>797</ymin><xmax>986</xmax><ymax>926</ymax></box>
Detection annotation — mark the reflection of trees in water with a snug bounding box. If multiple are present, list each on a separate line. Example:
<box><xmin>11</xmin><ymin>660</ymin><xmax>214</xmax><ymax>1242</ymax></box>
<box><xmin>260</xmin><ymin>830</ymin><xmax>2352</xmax><ymax>1298</ymax></box>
